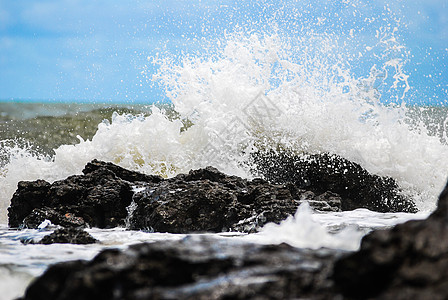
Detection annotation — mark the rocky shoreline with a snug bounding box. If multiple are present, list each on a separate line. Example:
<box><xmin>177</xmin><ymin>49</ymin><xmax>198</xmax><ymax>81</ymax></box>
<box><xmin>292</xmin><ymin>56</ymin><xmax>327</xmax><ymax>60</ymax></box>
<box><xmin>7</xmin><ymin>156</ymin><xmax>446</xmax><ymax>299</ymax></box>
<box><xmin>8</xmin><ymin>153</ymin><xmax>415</xmax><ymax>232</ymax></box>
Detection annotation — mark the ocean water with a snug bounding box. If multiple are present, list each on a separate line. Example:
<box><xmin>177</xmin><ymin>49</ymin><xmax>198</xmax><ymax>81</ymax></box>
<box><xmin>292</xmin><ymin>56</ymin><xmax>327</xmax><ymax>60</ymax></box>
<box><xmin>1</xmin><ymin>2</ymin><xmax>448</xmax><ymax>299</ymax></box>
<box><xmin>0</xmin><ymin>87</ymin><xmax>445</xmax><ymax>300</ymax></box>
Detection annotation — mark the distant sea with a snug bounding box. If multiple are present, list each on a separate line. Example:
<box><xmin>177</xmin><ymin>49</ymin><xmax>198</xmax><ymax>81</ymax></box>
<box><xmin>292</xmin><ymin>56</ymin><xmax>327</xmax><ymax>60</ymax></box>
<box><xmin>1</xmin><ymin>100</ymin><xmax>446</xmax><ymax>157</ymax></box>
<box><xmin>0</xmin><ymin>101</ymin><xmax>172</xmax><ymax>156</ymax></box>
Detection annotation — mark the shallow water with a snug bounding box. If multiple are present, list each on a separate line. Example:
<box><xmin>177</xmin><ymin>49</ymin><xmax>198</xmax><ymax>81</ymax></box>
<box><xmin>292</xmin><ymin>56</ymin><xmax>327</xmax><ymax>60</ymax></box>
<box><xmin>0</xmin><ymin>207</ymin><xmax>429</xmax><ymax>300</ymax></box>
<box><xmin>0</xmin><ymin>1</ymin><xmax>447</xmax><ymax>299</ymax></box>
<box><xmin>0</xmin><ymin>100</ymin><xmax>442</xmax><ymax>299</ymax></box>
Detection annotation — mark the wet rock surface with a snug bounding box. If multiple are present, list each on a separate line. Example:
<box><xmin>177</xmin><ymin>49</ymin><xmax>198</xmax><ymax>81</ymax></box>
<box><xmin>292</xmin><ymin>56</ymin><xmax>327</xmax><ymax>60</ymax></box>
<box><xmin>38</xmin><ymin>228</ymin><xmax>98</xmax><ymax>245</ymax></box>
<box><xmin>333</xmin><ymin>181</ymin><xmax>448</xmax><ymax>300</ymax></box>
<box><xmin>8</xmin><ymin>160</ymin><xmax>340</xmax><ymax>232</ymax></box>
<box><xmin>12</xmin><ymin>159</ymin><xmax>448</xmax><ymax>299</ymax></box>
<box><xmin>252</xmin><ymin>151</ymin><xmax>417</xmax><ymax>213</ymax></box>
<box><xmin>8</xmin><ymin>163</ymin><xmax>134</xmax><ymax>229</ymax></box>
<box><xmin>22</xmin><ymin>209</ymin><xmax>88</xmax><ymax>229</ymax></box>
<box><xmin>128</xmin><ymin>168</ymin><xmax>333</xmax><ymax>233</ymax></box>
<box><xmin>19</xmin><ymin>236</ymin><xmax>344</xmax><ymax>300</ymax></box>
<box><xmin>82</xmin><ymin>159</ymin><xmax>164</xmax><ymax>184</ymax></box>
<box><xmin>19</xmin><ymin>180</ymin><xmax>448</xmax><ymax>299</ymax></box>
<box><xmin>9</xmin><ymin>156</ymin><xmax>413</xmax><ymax>233</ymax></box>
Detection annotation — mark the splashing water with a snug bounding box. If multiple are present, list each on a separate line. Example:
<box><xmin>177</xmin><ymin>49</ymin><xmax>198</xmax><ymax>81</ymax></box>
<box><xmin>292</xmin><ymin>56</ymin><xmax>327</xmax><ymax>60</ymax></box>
<box><xmin>1</xmin><ymin>3</ymin><xmax>448</xmax><ymax>225</ymax></box>
<box><xmin>243</xmin><ymin>202</ymin><xmax>365</xmax><ymax>251</ymax></box>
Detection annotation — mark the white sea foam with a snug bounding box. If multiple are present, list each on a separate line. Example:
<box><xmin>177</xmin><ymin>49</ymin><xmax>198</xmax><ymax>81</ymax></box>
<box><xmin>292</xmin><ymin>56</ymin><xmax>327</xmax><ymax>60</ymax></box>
<box><xmin>1</xmin><ymin>4</ymin><xmax>448</xmax><ymax>224</ymax></box>
<box><xmin>1</xmin><ymin>3</ymin><xmax>447</xmax><ymax>300</ymax></box>
<box><xmin>0</xmin><ymin>206</ymin><xmax>428</xmax><ymax>299</ymax></box>
<box><xmin>1</xmin><ymin>33</ymin><xmax>447</xmax><ymax>225</ymax></box>
<box><xmin>242</xmin><ymin>203</ymin><xmax>365</xmax><ymax>251</ymax></box>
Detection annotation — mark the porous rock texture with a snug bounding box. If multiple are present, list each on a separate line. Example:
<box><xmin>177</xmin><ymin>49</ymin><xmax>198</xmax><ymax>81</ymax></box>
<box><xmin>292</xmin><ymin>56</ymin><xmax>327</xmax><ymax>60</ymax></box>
<box><xmin>8</xmin><ymin>164</ymin><xmax>135</xmax><ymax>229</ymax></box>
<box><xmin>8</xmin><ymin>160</ymin><xmax>340</xmax><ymax>232</ymax></box>
<box><xmin>8</xmin><ymin>156</ymin><xmax>414</xmax><ymax>233</ymax></box>
<box><xmin>252</xmin><ymin>150</ymin><xmax>416</xmax><ymax>212</ymax></box>
<box><xmin>20</xmin><ymin>236</ymin><xmax>344</xmax><ymax>300</ymax></box>
<box><xmin>38</xmin><ymin>228</ymin><xmax>98</xmax><ymax>245</ymax></box>
<box><xmin>15</xmin><ymin>162</ymin><xmax>448</xmax><ymax>299</ymax></box>
<box><xmin>333</xmin><ymin>181</ymin><xmax>448</xmax><ymax>299</ymax></box>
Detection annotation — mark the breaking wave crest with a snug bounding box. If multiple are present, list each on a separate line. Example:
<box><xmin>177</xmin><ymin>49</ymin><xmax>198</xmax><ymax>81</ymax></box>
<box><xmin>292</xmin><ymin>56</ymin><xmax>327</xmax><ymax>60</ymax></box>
<box><xmin>1</xmin><ymin>5</ymin><xmax>448</xmax><ymax>223</ymax></box>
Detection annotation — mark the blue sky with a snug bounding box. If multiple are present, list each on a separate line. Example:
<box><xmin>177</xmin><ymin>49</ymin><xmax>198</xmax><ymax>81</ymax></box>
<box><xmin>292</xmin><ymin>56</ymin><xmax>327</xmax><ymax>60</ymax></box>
<box><xmin>0</xmin><ymin>0</ymin><xmax>446</xmax><ymax>105</ymax></box>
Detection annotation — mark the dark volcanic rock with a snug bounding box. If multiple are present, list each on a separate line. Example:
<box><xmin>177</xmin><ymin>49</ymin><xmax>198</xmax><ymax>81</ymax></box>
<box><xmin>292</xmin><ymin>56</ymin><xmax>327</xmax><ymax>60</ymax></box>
<box><xmin>252</xmin><ymin>150</ymin><xmax>416</xmax><ymax>213</ymax></box>
<box><xmin>128</xmin><ymin>166</ymin><xmax>340</xmax><ymax>233</ymax></box>
<box><xmin>9</xmin><ymin>161</ymin><xmax>341</xmax><ymax>232</ymax></box>
<box><xmin>8</xmin><ymin>164</ymin><xmax>134</xmax><ymax>229</ymax></box>
<box><xmin>38</xmin><ymin>228</ymin><xmax>98</xmax><ymax>245</ymax></box>
<box><xmin>19</xmin><ymin>181</ymin><xmax>448</xmax><ymax>299</ymax></box>
<box><xmin>129</xmin><ymin>179</ymin><xmax>239</xmax><ymax>233</ymax></box>
<box><xmin>7</xmin><ymin>180</ymin><xmax>51</xmax><ymax>229</ymax></box>
<box><xmin>16</xmin><ymin>161</ymin><xmax>448</xmax><ymax>299</ymax></box>
<box><xmin>9</xmin><ymin>155</ymin><xmax>413</xmax><ymax>233</ymax></box>
<box><xmin>22</xmin><ymin>208</ymin><xmax>87</xmax><ymax>229</ymax></box>
<box><xmin>20</xmin><ymin>236</ymin><xmax>343</xmax><ymax>300</ymax></box>
<box><xmin>83</xmin><ymin>159</ymin><xmax>164</xmax><ymax>184</ymax></box>
<box><xmin>333</xmin><ymin>182</ymin><xmax>448</xmax><ymax>299</ymax></box>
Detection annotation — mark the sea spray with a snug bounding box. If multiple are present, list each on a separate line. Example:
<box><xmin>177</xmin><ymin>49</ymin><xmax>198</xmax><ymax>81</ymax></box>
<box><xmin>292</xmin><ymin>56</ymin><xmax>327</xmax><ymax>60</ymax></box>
<box><xmin>1</xmin><ymin>2</ymin><xmax>447</xmax><ymax>299</ymax></box>
<box><xmin>152</xmin><ymin>30</ymin><xmax>448</xmax><ymax>211</ymax></box>
<box><xmin>1</xmin><ymin>5</ymin><xmax>448</xmax><ymax>223</ymax></box>
<box><xmin>243</xmin><ymin>202</ymin><xmax>364</xmax><ymax>251</ymax></box>
<box><xmin>125</xmin><ymin>186</ymin><xmax>147</xmax><ymax>229</ymax></box>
